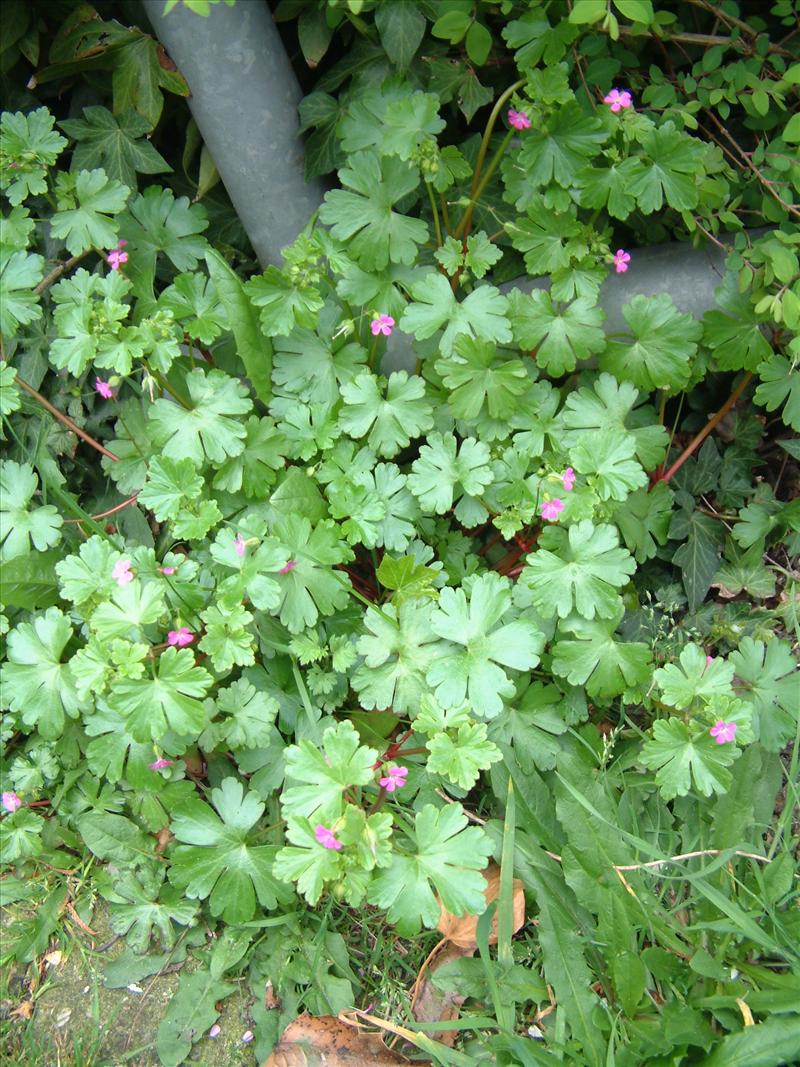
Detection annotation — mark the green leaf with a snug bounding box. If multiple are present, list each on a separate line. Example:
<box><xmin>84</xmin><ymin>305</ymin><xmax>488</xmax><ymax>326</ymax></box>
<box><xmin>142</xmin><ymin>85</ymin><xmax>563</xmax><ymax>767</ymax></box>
<box><xmin>198</xmin><ymin>601</ymin><xmax>255</xmax><ymax>672</ymax></box>
<box><xmin>0</xmin><ymin>549</ymin><xmax>60</xmax><ymax>610</ymax></box>
<box><xmin>465</xmin><ymin>20</ymin><xmax>492</xmax><ymax>65</ymax></box>
<box><xmin>629</xmin><ymin>121</ymin><xmax>705</xmax><ymax>212</ymax></box>
<box><xmin>640</xmin><ymin>719</ymin><xmax>739</xmax><ymax>799</ymax></box>
<box><xmin>213</xmin><ymin>415</ymin><xmax>285</xmax><ymax>498</ymax></box>
<box><xmin>270</xmin><ymin>514</ymin><xmax>353</xmax><ymax>633</ymax></box>
<box><xmin>50</xmin><ymin>168</ymin><xmax>130</xmax><ymax>255</ymax></box>
<box><xmin>0</xmin><ymin>607</ymin><xmax>84</xmax><ymax>739</ymax></box>
<box><xmin>502</xmin><ymin>14</ymin><xmax>578</xmax><ymax>68</ymax></box>
<box><xmin>400</xmin><ymin>272</ymin><xmax>511</xmax><ymax>357</ymax></box>
<box><xmin>600</xmin><ymin>294</ymin><xmax>702</xmax><ymax>392</ymax></box>
<box><xmin>121</xmin><ymin>185</ymin><xmax>208</xmax><ymax>271</ymax></box>
<box><xmin>339</xmin><ymin>371</ymin><xmax>433</xmax><ymax>457</ymax></box>
<box><xmin>148</xmin><ymin>367</ymin><xmax>252</xmax><ymax>466</ymax></box>
<box><xmin>169</xmin><ymin>778</ymin><xmax>291</xmax><ymax>923</ymax></box>
<box><xmin>522</xmin><ymin>520</ymin><xmax>636</xmax><ymax>620</ymax></box>
<box><xmin>671</xmin><ymin>508</ymin><xmax>724</xmax><ymax>609</ymax></box>
<box><xmin>505</xmin><ymin>210</ymin><xmax>584</xmax><ymax>275</ymax></box>
<box><xmin>205</xmin><ymin>248</ymin><xmax>272</xmax><ymax>405</ymax></box>
<box><xmin>282</xmin><ymin>720</ymin><xmax>378</xmax><ymax>821</ymax></box>
<box><xmin>159</xmin><ymin>272</ymin><xmax>227</xmax><ymax>344</ymax></box>
<box><xmin>576</xmin><ymin>157</ymin><xmax>644</xmax><ymax>219</ymax></box>
<box><xmin>272</xmin><ymin>330</ymin><xmax>366</xmax><ymax>406</ymax></box>
<box><xmin>59</xmin><ymin>106</ymin><xmax>170</xmax><ymax>189</ymax></box>
<box><xmin>0</xmin><ymin>250</ymin><xmax>44</xmax><ymax>337</ymax></box>
<box><xmin>426</xmin><ymin>722</ymin><xmax>501</xmax><ymax>789</ymax></box>
<box><xmin>516</xmin><ymin>103</ymin><xmax>608</xmax><ymax>188</ymax></box>
<box><xmin>77</xmin><ymin>812</ymin><xmax>152</xmax><ymax>864</ymax></box>
<box><xmin>703</xmin><ymin>278</ymin><xmax>772</xmax><ymax>373</ymax></box>
<box><xmin>245</xmin><ymin>264</ymin><xmax>324</xmax><ymax>337</ymax></box>
<box><xmin>0</xmin><ymin>108</ymin><xmax>67</xmax><ymax>205</ymax></box>
<box><xmin>106</xmin><ymin>869</ymin><xmax>198</xmax><ymax>952</ymax></box>
<box><xmin>730</xmin><ymin>637</ymin><xmax>799</xmax><ymax>752</ymax></box>
<box><xmin>426</xmin><ymin>572</ymin><xmax>545</xmax><ymax>718</ymax></box>
<box><xmin>436</xmin><ymin>336</ymin><xmax>528</xmax><ymax>422</ymax></box>
<box><xmin>108</xmin><ymin>647</ymin><xmax>212</xmax><ymax>742</ymax></box>
<box><xmin>507</xmin><ymin>289</ymin><xmax>606</xmax><ymax>376</ymax></box>
<box><xmin>156</xmin><ymin>969</ymin><xmax>235</xmax><ymax>1067</ymax></box>
<box><xmin>353</xmin><ymin>598</ymin><xmax>441</xmax><ymax>713</ymax></box>
<box><xmin>375</xmin><ymin>1</ymin><xmax>426</xmax><ymax>69</ymax></box>
<box><xmin>655</xmin><ymin>642</ymin><xmax>734</xmax><ymax>709</ymax></box>
<box><xmin>377</xmin><ymin>554</ymin><xmax>439</xmax><ymax>605</ymax></box>
<box><xmin>464</xmin><ymin>232</ymin><xmax>503</xmax><ymax>279</ymax></box>
<box><xmin>713</xmin><ymin>540</ymin><xmax>776</xmax><ymax>599</ymax></box>
<box><xmin>319</xmin><ymin>152</ymin><xmax>428</xmax><ymax>271</ymax></box>
<box><xmin>572</xmin><ymin>428</ymin><xmax>647</xmax><ymax>501</ymax></box>
<box><xmin>699</xmin><ymin>1017</ymin><xmax>800</xmax><ymax>1067</ymax></box>
<box><xmin>408</xmin><ymin>431</ymin><xmax>493</xmax><ymax>514</ymax></box>
<box><xmin>568</xmin><ymin>0</ymin><xmax>606</xmax><ymax>23</ymax></box>
<box><xmin>90</xmin><ymin>579</ymin><xmax>166</xmax><ymax>643</ymax></box>
<box><xmin>0</xmin><ymin>460</ymin><xmax>62</xmax><ymax>561</ymax></box>
<box><xmin>754</xmin><ymin>354</ymin><xmax>800</xmax><ymax>431</ymax></box>
<box><xmin>208</xmin><ymin>676</ymin><xmax>278</xmax><ymax>750</ymax></box>
<box><xmin>614</xmin><ymin>482</ymin><xmax>674</xmax><ymax>562</ymax></box>
<box><xmin>0</xmin><ymin>810</ymin><xmax>44</xmax><ymax>864</ymax></box>
<box><xmin>368</xmin><ymin>803</ymin><xmax>492</xmax><ymax>935</ymax></box>
<box><xmin>552</xmin><ymin>614</ymin><xmax>653</xmax><ymax>701</ymax></box>
<box><xmin>614</xmin><ymin>0</ymin><xmax>654</xmax><ymax>24</ymax></box>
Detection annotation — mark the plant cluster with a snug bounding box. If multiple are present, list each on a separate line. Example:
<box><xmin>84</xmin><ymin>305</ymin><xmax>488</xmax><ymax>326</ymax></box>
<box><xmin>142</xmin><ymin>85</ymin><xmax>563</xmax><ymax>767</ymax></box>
<box><xmin>1</xmin><ymin>1</ymin><xmax>799</xmax><ymax>1064</ymax></box>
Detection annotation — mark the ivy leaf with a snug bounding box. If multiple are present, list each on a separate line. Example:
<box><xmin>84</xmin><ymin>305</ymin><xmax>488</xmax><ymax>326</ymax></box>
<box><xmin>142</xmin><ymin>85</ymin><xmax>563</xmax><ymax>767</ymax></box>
<box><xmin>0</xmin><ymin>608</ymin><xmax>84</xmax><ymax>740</ymax></box>
<box><xmin>319</xmin><ymin>152</ymin><xmax>428</xmax><ymax>270</ymax></box>
<box><xmin>614</xmin><ymin>483</ymin><xmax>674</xmax><ymax>563</ymax></box>
<box><xmin>507</xmin><ymin>290</ymin><xmax>606</xmax><ymax>376</ymax></box>
<box><xmin>375</xmin><ymin>2</ymin><xmax>426</xmax><ymax>69</ymax></box>
<box><xmin>148</xmin><ymin>368</ymin><xmax>252</xmax><ymax>466</ymax></box>
<box><xmin>670</xmin><ymin>507</ymin><xmax>724</xmax><ymax>610</ymax></box>
<box><xmin>522</xmin><ymin>521</ymin><xmax>636</xmax><ymax>620</ymax></box>
<box><xmin>282</xmin><ymin>720</ymin><xmax>378</xmax><ymax>821</ymax></box>
<box><xmin>436</xmin><ymin>336</ymin><xmax>528</xmax><ymax>421</ymax></box>
<box><xmin>754</xmin><ymin>355</ymin><xmax>800</xmax><ymax>431</ymax></box>
<box><xmin>0</xmin><ymin>250</ymin><xmax>44</xmax><ymax>337</ymax></box>
<box><xmin>0</xmin><ymin>108</ymin><xmax>67</xmax><ymax>205</ymax></box>
<box><xmin>0</xmin><ymin>460</ymin><xmax>63</xmax><ymax>561</ymax></box>
<box><xmin>730</xmin><ymin>637</ymin><xmax>798</xmax><ymax>752</ymax></box>
<box><xmin>515</xmin><ymin>102</ymin><xmax>608</xmax><ymax>187</ymax></box>
<box><xmin>105</xmin><ymin>868</ymin><xmax>198</xmax><ymax>952</ymax></box>
<box><xmin>108</xmin><ymin>647</ymin><xmax>212</xmax><ymax>742</ymax></box>
<box><xmin>426</xmin><ymin>572</ymin><xmax>545</xmax><ymax>719</ymax></box>
<box><xmin>353</xmin><ymin>599</ymin><xmax>441</xmax><ymax>713</ymax></box>
<box><xmin>339</xmin><ymin>371</ymin><xmax>433</xmax><ymax>457</ymax></box>
<box><xmin>572</xmin><ymin>428</ymin><xmax>647</xmax><ymax>501</ymax></box>
<box><xmin>59</xmin><ymin>106</ymin><xmax>170</xmax><ymax>190</ymax></box>
<box><xmin>712</xmin><ymin>541</ymin><xmax>776</xmax><ymax>600</ymax></box>
<box><xmin>121</xmin><ymin>186</ymin><xmax>208</xmax><ymax>271</ymax></box>
<box><xmin>368</xmin><ymin>803</ymin><xmax>492</xmax><ymax>936</ymax></box>
<box><xmin>245</xmin><ymin>265</ymin><xmax>324</xmax><ymax>338</ymax></box>
<box><xmin>159</xmin><ymin>272</ymin><xmax>227</xmax><ymax>344</ymax></box>
<box><xmin>271</xmin><ymin>515</ymin><xmax>353</xmax><ymax>633</ymax></box>
<box><xmin>654</xmin><ymin>643</ymin><xmax>734</xmax><ymax>709</ymax></box>
<box><xmin>558</xmin><ymin>372</ymin><xmax>668</xmax><ymax>468</ymax></box>
<box><xmin>169</xmin><ymin>778</ymin><xmax>291</xmax><ymax>923</ymax></box>
<box><xmin>640</xmin><ymin>719</ymin><xmax>739</xmax><ymax>800</ymax></box>
<box><xmin>408</xmin><ymin>432</ymin><xmax>493</xmax><ymax>515</ymax></box>
<box><xmin>400</xmin><ymin>272</ymin><xmax>511</xmax><ymax>357</ymax></box>
<box><xmin>552</xmin><ymin>615</ymin><xmax>653</xmax><ymax>701</ymax></box>
<box><xmin>426</xmin><ymin>722</ymin><xmax>501</xmax><ymax>789</ymax></box>
<box><xmin>629</xmin><ymin>121</ymin><xmax>705</xmax><ymax>212</ymax></box>
<box><xmin>50</xmin><ymin>168</ymin><xmax>130</xmax><ymax>255</ymax></box>
<box><xmin>207</xmin><ymin>676</ymin><xmax>279</xmax><ymax>750</ymax></box>
<box><xmin>600</xmin><ymin>294</ymin><xmax>702</xmax><ymax>393</ymax></box>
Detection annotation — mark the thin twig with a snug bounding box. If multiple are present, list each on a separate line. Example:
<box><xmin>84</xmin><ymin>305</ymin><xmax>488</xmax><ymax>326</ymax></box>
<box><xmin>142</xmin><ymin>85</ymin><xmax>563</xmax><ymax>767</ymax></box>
<box><xmin>34</xmin><ymin>251</ymin><xmax>91</xmax><ymax>295</ymax></box>
<box><xmin>15</xmin><ymin>375</ymin><xmax>119</xmax><ymax>462</ymax></box>
<box><xmin>614</xmin><ymin>848</ymin><xmax>771</xmax><ymax>871</ymax></box>
<box><xmin>64</xmin><ymin>494</ymin><xmax>138</xmax><ymax>524</ymax></box>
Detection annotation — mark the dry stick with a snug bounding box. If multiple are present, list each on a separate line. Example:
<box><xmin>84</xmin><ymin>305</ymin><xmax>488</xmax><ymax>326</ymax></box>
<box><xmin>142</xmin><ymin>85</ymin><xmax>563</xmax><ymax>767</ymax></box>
<box><xmin>619</xmin><ymin>24</ymin><xmax>792</xmax><ymax>57</ymax></box>
<box><xmin>686</xmin><ymin>0</ymin><xmax>758</xmax><ymax>41</ymax></box>
<box><xmin>33</xmin><ymin>251</ymin><xmax>91</xmax><ymax>295</ymax></box>
<box><xmin>704</xmin><ymin>110</ymin><xmax>800</xmax><ymax>220</ymax></box>
<box><xmin>655</xmin><ymin>372</ymin><xmax>753</xmax><ymax>486</ymax></box>
<box><xmin>16</xmin><ymin>375</ymin><xmax>120</xmax><ymax>462</ymax></box>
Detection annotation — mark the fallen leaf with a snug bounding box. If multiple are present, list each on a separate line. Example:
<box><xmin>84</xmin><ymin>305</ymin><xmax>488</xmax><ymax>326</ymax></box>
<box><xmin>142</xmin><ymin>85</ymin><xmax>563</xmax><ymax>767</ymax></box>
<box><xmin>155</xmin><ymin>827</ymin><xmax>173</xmax><ymax>854</ymax></box>
<box><xmin>264</xmin><ymin>979</ymin><xmax>280</xmax><ymax>1010</ymax></box>
<box><xmin>44</xmin><ymin>950</ymin><xmax>62</xmax><ymax>968</ymax></box>
<box><xmin>10</xmin><ymin>1000</ymin><xmax>34</xmax><ymax>1020</ymax></box>
<box><xmin>437</xmin><ymin>862</ymin><xmax>525</xmax><ymax>948</ymax></box>
<box><xmin>262</xmin><ymin>1013</ymin><xmax>413</xmax><ymax>1066</ymax></box>
<box><xmin>411</xmin><ymin>940</ymin><xmax>473</xmax><ymax>1047</ymax></box>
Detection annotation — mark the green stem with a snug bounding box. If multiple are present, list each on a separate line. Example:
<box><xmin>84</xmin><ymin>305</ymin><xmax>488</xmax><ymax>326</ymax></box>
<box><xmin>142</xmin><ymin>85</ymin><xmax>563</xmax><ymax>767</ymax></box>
<box><xmin>291</xmin><ymin>656</ymin><xmax>317</xmax><ymax>728</ymax></box>
<box><xmin>455</xmin><ymin>77</ymin><xmax>526</xmax><ymax>240</ymax></box>
<box><xmin>34</xmin><ymin>250</ymin><xmax>92</xmax><ymax>294</ymax></box>
<box><xmin>330</xmin><ymin>568</ymin><xmax>394</xmax><ymax>624</ymax></box>
<box><xmin>425</xmin><ymin>180</ymin><xmax>443</xmax><ymax>247</ymax></box>
<box><xmin>654</xmin><ymin>372</ymin><xmax>754</xmax><ymax>486</ymax></box>
<box><xmin>148</xmin><ymin>366</ymin><xmax>192</xmax><ymax>411</ymax></box>
<box><xmin>440</xmin><ymin>192</ymin><xmax>452</xmax><ymax>236</ymax></box>
<box><xmin>457</xmin><ymin>130</ymin><xmax>515</xmax><ymax>241</ymax></box>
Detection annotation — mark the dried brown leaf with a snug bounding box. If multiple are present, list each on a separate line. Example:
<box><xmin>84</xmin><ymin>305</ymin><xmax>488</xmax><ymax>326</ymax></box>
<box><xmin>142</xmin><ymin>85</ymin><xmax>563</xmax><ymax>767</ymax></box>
<box><xmin>411</xmin><ymin>940</ymin><xmax>473</xmax><ymax>1047</ymax></box>
<box><xmin>437</xmin><ymin>862</ymin><xmax>525</xmax><ymax>948</ymax></box>
<box><xmin>262</xmin><ymin>1013</ymin><xmax>412</xmax><ymax>1066</ymax></box>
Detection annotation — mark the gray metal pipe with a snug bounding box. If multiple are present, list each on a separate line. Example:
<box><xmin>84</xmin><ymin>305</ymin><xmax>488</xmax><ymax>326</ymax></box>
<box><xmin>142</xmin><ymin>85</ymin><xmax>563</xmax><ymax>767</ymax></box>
<box><xmin>142</xmin><ymin>0</ymin><xmax>323</xmax><ymax>268</ymax></box>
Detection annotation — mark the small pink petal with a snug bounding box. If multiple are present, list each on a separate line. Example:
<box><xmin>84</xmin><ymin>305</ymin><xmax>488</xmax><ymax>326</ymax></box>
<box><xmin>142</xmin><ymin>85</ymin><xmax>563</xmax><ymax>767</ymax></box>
<box><xmin>561</xmin><ymin>467</ymin><xmax>575</xmax><ymax>492</ymax></box>
<box><xmin>370</xmin><ymin>314</ymin><xmax>395</xmax><ymax>337</ymax></box>
<box><xmin>117</xmin><ymin>240</ymin><xmax>128</xmax><ymax>249</ymax></box>
<box><xmin>1</xmin><ymin>791</ymin><xmax>22</xmax><ymax>813</ymax></box>
<box><xmin>540</xmin><ymin>498</ymin><xmax>564</xmax><ymax>522</ymax></box>
<box><xmin>167</xmin><ymin>627</ymin><xmax>194</xmax><ymax>647</ymax></box>
<box><xmin>208</xmin><ymin>1024</ymin><xmax>221</xmax><ymax>1039</ymax></box>
<box><xmin>112</xmin><ymin>559</ymin><xmax>134</xmax><ymax>586</ymax></box>
<box><xmin>233</xmin><ymin>533</ymin><xmax>246</xmax><ymax>558</ymax></box>
<box><xmin>709</xmin><ymin>720</ymin><xmax>737</xmax><ymax>745</ymax></box>
<box><xmin>160</xmin><ymin>566</ymin><xmax>176</xmax><ymax>576</ymax></box>
<box><xmin>705</xmin><ymin>655</ymin><xmax>714</xmax><ymax>667</ymax></box>
<box><xmin>613</xmin><ymin>249</ymin><xmax>631</xmax><ymax>274</ymax></box>
<box><xmin>314</xmin><ymin>824</ymin><xmax>343</xmax><ymax>850</ymax></box>
<box><xmin>95</xmin><ymin>377</ymin><xmax>114</xmax><ymax>400</ymax></box>
<box><xmin>379</xmin><ymin>765</ymin><xmax>408</xmax><ymax>793</ymax></box>
<box><xmin>278</xmin><ymin>560</ymin><xmax>297</xmax><ymax>574</ymax></box>
<box><xmin>507</xmin><ymin>108</ymin><xmax>531</xmax><ymax>131</ymax></box>
<box><xmin>241</xmin><ymin>1030</ymin><xmax>254</xmax><ymax>1043</ymax></box>
<box><xmin>148</xmin><ymin>758</ymin><xmax>174</xmax><ymax>771</ymax></box>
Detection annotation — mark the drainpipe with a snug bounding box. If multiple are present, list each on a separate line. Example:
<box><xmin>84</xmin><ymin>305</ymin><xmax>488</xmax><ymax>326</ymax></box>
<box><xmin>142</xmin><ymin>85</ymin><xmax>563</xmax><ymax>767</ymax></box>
<box><xmin>141</xmin><ymin>0</ymin><xmax>323</xmax><ymax>268</ymax></box>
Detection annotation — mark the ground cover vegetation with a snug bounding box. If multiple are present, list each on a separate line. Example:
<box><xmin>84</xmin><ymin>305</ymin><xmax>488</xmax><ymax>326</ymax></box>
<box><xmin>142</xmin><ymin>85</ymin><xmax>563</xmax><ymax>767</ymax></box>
<box><xmin>0</xmin><ymin>0</ymin><xmax>799</xmax><ymax>1063</ymax></box>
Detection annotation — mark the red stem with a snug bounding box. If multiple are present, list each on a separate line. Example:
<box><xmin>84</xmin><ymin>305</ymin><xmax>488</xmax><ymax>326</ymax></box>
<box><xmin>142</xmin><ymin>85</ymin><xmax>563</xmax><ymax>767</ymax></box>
<box><xmin>15</xmin><ymin>375</ymin><xmax>119</xmax><ymax>462</ymax></box>
<box><xmin>653</xmin><ymin>372</ymin><xmax>754</xmax><ymax>487</ymax></box>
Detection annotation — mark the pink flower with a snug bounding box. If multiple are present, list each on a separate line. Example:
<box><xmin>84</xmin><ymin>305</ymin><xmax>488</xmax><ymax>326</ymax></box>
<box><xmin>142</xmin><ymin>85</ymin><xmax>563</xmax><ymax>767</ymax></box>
<box><xmin>167</xmin><ymin>627</ymin><xmax>194</xmax><ymax>647</ymax></box>
<box><xmin>561</xmin><ymin>467</ymin><xmax>575</xmax><ymax>492</ymax></box>
<box><xmin>233</xmin><ymin>533</ymin><xmax>246</xmax><ymax>557</ymax></box>
<box><xmin>112</xmin><ymin>559</ymin><xmax>134</xmax><ymax>586</ymax></box>
<box><xmin>613</xmin><ymin>249</ymin><xmax>631</xmax><ymax>273</ymax></box>
<box><xmin>604</xmin><ymin>88</ymin><xmax>633</xmax><ymax>112</ymax></box>
<box><xmin>710</xmin><ymin>720</ymin><xmax>737</xmax><ymax>745</ymax></box>
<box><xmin>314</xmin><ymin>824</ymin><xmax>343</xmax><ymax>851</ymax></box>
<box><xmin>208</xmin><ymin>1025</ymin><xmax>221</xmax><ymax>1039</ymax></box>
<box><xmin>148</xmin><ymin>758</ymin><xmax>174</xmax><ymax>771</ymax></box>
<box><xmin>278</xmin><ymin>560</ymin><xmax>297</xmax><ymax>574</ymax></box>
<box><xmin>705</xmin><ymin>655</ymin><xmax>714</xmax><ymax>668</ymax></box>
<box><xmin>95</xmin><ymin>377</ymin><xmax>114</xmax><ymax>400</ymax></box>
<box><xmin>540</xmin><ymin>498</ymin><xmax>564</xmax><ymax>522</ymax></box>
<box><xmin>107</xmin><ymin>240</ymin><xmax>129</xmax><ymax>271</ymax></box>
<box><xmin>370</xmin><ymin>314</ymin><xmax>395</xmax><ymax>337</ymax></box>
<box><xmin>1</xmin><ymin>791</ymin><xmax>22</xmax><ymax>814</ymax></box>
<box><xmin>241</xmin><ymin>1031</ymin><xmax>254</xmax><ymax>1044</ymax></box>
<box><xmin>508</xmin><ymin>108</ymin><xmax>531</xmax><ymax>131</ymax></box>
<box><xmin>160</xmin><ymin>566</ymin><xmax>176</xmax><ymax>576</ymax></box>
<box><xmin>379</xmin><ymin>765</ymin><xmax>408</xmax><ymax>793</ymax></box>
